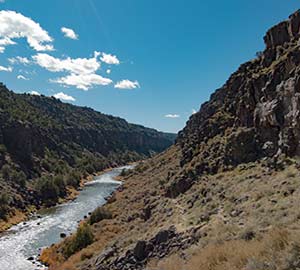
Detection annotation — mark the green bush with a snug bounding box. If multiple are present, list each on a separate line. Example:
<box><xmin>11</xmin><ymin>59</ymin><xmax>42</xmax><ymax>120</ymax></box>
<box><xmin>89</xmin><ymin>207</ymin><xmax>112</xmax><ymax>225</ymax></box>
<box><xmin>0</xmin><ymin>144</ymin><xmax>7</xmax><ymax>154</ymax></box>
<box><xmin>120</xmin><ymin>168</ymin><xmax>133</xmax><ymax>177</ymax></box>
<box><xmin>53</xmin><ymin>175</ymin><xmax>66</xmax><ymax>196</ymax></box>
<box><xmin>10</xmin><ymin>170</ymin><xmax>27</xmax><ymax>187</ymax></box>
<box><xmin>35</xmin><ymin>176</ymin><xmax>60</xmax><ymax>203</ymax></box>
<box><xmin>63</xmin><ymin>223</ymin><xmax>94</xmax><ymax>258</ymax></box>
<box><xmin>65</xmin><ymin>170</ymin><xmax>81</xmax><ymax>187</ymax></box>
<box><xmin>1</xmin><ymin>164</ymin><xmax>11</xmax><ymax>180</ymax></box>
<box><xmin>0</xmin><ymin>193</ymin><xmax>10</xmax><ymax>220</ymax></box>
<box><xmin>41</xmin><ymin>159</ymin><xmax>51</xmax><ymax>171</ymax></box>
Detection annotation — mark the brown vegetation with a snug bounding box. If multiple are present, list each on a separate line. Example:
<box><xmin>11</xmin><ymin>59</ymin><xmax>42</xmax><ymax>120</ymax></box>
<box><xmin>41</xmin><ymin>10</ymin><xmax>300</xmax><ymax>270</ymax></box>
<box><xmin>157</xmin><ymin>229</ymin><xmax>300</xmax><ymax>270</ymax></box>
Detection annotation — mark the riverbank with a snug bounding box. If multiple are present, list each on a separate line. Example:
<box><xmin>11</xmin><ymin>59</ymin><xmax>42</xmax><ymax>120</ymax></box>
<box><xmin>39</xmin><ymin>148</ymin><xmax>179</xmax><ymax>270</ymax></box>
<box><xmin>39</xmin><ymin>147</ymin><xmax>300</xmax><ymax>270</ymax></box>
<box><xmin>0</xmin><ymin>167</ymin><xmax>116</xmax><ymax>234</ymax></box>
<box><xmin>0</xmin><ymin>166</ymin><xmax>127</xmax><ymax>270</ymax></box>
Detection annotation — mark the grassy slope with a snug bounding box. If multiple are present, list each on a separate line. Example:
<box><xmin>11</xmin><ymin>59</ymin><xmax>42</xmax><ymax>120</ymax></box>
<box><xmin>42</xmin><ymin>147</ymin><xmax>300</xmax><ymax>270</ymax></box>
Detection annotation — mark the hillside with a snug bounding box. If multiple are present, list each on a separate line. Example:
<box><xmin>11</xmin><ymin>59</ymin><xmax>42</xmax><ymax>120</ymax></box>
<box><xmin>0</xmin><ymin>84</ymin><xmax>175</xmax><ymax>227</ymax></box>
<box><xmin>41</xmin><ymin>10</ymin><xmax>300</xmax><ymax>270</ymax></box>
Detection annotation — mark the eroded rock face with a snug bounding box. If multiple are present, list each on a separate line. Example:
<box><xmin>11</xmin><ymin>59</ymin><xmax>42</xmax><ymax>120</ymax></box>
<box><xmin>264</xmin><ymin>21</ymin><xmax>290</xmax><ymax>49</ymax></box>
<box><xmin>176</xmin><ymin>10</ymin><xmax>300</xmax><ymax>177</ymax></box>
<box><xmin>289</xmin><ymin>10</ymin><xmax>300</xmax><ymax>37</ymax></box>
<box><xmin>264</xmin><ymin>10</ymin><xmax>300</xmax><ymax>49</ymax></box>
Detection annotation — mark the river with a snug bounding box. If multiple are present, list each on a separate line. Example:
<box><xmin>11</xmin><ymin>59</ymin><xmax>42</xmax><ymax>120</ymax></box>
<box><xmin>0</xmin><ymin>166</ymin><xmax>131</xmax><ymax>270</ymax></box>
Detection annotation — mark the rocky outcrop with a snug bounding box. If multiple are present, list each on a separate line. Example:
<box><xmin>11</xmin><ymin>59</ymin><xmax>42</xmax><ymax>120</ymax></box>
<box><xmin>264</xmin><ymin>21</ymin><xmax>290</xmax><ymax>49</ymax></box>
<box><xmin>176</xmin><ymin>10</ymin><xmax>300</xmax><ymax>178</ymax></box>
<box><xmin>165</xmin><ymin>176</ymin><xmax>195</xmax><ymax>198</ymax></box>
<box><xmin>264</xmin><ymin>10</ymin><xmax>300</xmax><ymax>49</ymax></box>
<box><xmin>93</xmin><ymin>227</ymin><xmax>198</xmax><ymax>270</ymax></box>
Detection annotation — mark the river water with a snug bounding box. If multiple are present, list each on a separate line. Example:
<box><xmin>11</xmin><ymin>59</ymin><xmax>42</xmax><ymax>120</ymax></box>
<box><xmin>0</xmin><ymin>166</ymin><xmax>131</xmax><ymax>270</ymax></box>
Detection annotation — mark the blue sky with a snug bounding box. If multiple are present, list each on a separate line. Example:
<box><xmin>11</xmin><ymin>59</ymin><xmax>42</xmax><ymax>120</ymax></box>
<box><xmin>0</xmin><ymin>0</ymin><xmax>299</xmax><ymax>133</ymax></box>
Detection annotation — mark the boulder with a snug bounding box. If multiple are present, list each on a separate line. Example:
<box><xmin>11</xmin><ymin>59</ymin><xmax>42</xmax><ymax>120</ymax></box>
<box><xmin>133</xmin><ymin>241</ymin><xmax>148</xmax><ymax>261</ymax></box>
<box><xmin>165</xmin><ymin>177</ymin><xmax>194</xmax><ymax>198</ymax></box>
<box><xmin>155</xmin><ymin>230</ymin><xmax>170</xmax><ymax>244</ymax></box>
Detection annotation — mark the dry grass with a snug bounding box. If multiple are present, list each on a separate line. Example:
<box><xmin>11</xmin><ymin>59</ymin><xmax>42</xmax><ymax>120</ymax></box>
<box><xmin>157</xmin><ymin>228</ymin><xmax>300</xmax><ymax>270</ymax></box>
<box><xmin>0</xmin><ymin>209</ymin><xmax>27</xmax><ymax>233</ymax></box>
<box><xmin>41</xmin><ymin>219</ymin><xmax>122</xmax><ymax>270</ymax></box>
<box><xmin>44</xmin><ymin>150</ymin><xmax>300</xmax><ymax>270</ymax></box>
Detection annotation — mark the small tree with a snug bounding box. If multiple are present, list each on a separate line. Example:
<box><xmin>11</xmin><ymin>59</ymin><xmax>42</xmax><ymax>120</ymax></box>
<box><xmin>89</xmin><ymin>207</ymin><xmax>112</xmax><ymax>225</ymax></box>
<box><xmin>0</xmin><ymin>193</ymin><xmax>10</xmax><ymax>220</ymax></box>
<box><xmin>65</xmin><ymin>170</ymin><xmax>81</xmax><ymax>187</ymax></box>
<box><xmin>10</xmin><ymin>170</ymin><xmax>27</xmax><ymax>188</ymax></box>
<box><xmin>53</xmin><ymin>175</ymin><xmax>66</xmax><ymax>196</ymax></box>
<box><xmin>1</xmin><ymin>164</ymin><xmax>11</xmax><ymax>181</ymax></box>
<box><xmin>35</xmin><ymin>176</ymin><xmax>59</xmax><ymax>203</ymax></box>
<box><xmin>63</xmin><ymin>223</ymin><xmax>94</xmax><ymax>258</ymax></box>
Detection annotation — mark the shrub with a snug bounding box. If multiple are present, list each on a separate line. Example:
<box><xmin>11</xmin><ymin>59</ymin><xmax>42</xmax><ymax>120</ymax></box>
<box><xmin>0</xmin><ymin>144</ymin><xmax>7</xmax><ymax>154</ymax></box>
<box><xmin>0</xmin><ymin>192</ymin><xmax>10</xmax><ymax>220</ymax></box>
<box><xmin>53</xmin><ymin>175</ymin><xmax>66</xmax><ymax>196</ymax></box>
<box><xmin>120</xmin><ymin>168</ymin><xmax>128</xmax><ymax>177</ymax></box>
<box><xmin>1</xmin><ymin>164</ymin><xmax>11</xmax><ymax>180</ymax></box>
<box><xmin>41</xmin><ymin>159</ymin><xmax>51</xmax><ymax>171</ymax></box>
<box><xmin>35</xmin><ymin>176</ymin><xmax>59</xmax><ymax>203</ymax></box>
<box><xmin>89</xmin><ymin>207</ymin><xmax>112</xmax><ymax>225</ymax></box>
<box><xmin>135</xmin><ymin>163</ymin><xmax>149</xmax><ymax>173</ymax></box>
<box><xmin>63</xmin><ymin>223</ymin><xmax>94</xmax><ymax>258</ymax></box>
<box><xmin>65</xmin><ymin>170</ymin><xmax>81</xmax><ymax>187</ymax></box>
<box><xmin>10</xmin><ymin>170</ymin><xmax>27</xmax><ymax>187</ymax></box>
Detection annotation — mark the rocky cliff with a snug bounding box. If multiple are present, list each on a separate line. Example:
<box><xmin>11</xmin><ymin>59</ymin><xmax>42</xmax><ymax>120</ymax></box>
<box><xmin>177</xmin><ymin>9</ymin><xmax>300</xmax><ymax>174</ymax></box>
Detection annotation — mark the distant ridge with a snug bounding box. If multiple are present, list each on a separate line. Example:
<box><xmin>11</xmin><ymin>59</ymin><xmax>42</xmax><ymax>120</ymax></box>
<box><xmin>0</xmin><ymin>84</ymin><xmax>175</xmax><ymax>222</ymax></box>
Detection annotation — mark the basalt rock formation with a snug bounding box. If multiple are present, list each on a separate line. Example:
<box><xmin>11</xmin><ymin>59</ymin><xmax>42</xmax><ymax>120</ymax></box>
<box><xmin>177</xmin><ymin>9</ymin><xmax>300</xmax><ymax>176</ymax></box>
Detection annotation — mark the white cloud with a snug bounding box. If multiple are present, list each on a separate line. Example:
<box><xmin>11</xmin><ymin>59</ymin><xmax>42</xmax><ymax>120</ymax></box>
<box><xmin>0</xmin><ymin>10</ymin><xmax>53</xmax><ymax>53</ymax></box>
<box><xmin>114</xmin><ymin>79</ymin><xmax>139</xmax><ymax>89</ymax></box>
<box><xmin>61</xmin><ymin>27</ymin><xmax>78</xmax><ymax>40</ymax></box>
<box><xmin>8</xmin><ymin>56</ymin><xmax>30</xmax><ymax>65</ymax></box>
<box><xmin>192</xmin><ymin>109</ymin><xmax>197</xmax><ymax>114</ymax></box>
<box><xmin>19</xmin><ymin>69</ymin><xmax>36</xmax><ymax>75</ymax></box>
<box><xmin>0</xmin><ymin>37</ymin><xmax>16</xmax><ymax>53</ymax></box>
<box><xmin>0</xmin><ymin>65</ymin><xmax>12</xmax><ymax>72</ymax></box>
<box><xmin>106</xmin><ymin>69</ymin><xmax>111</xmax><ymax>74</ymax></box>
<box><xmin>33</xmin><ymin>52</ymin><xmax>100</xmax><ymax>75</ymax></box>
<box><xmin>29</xmin><ymin>90</ymin><xmax>40</xmax><ymax>96</ymax></box>
<box><xmin>33</xmin><ymin>52</ymin><xmax>113</xmax><ymax>90</ymax></box>
<box><xmin>53</xmin><ymin>92</ymin><xmax>75</xmax><ymax>102</ymax></box>
<box><xmin>165</xmin><ymin>114</ymin><xmax>180</xmax><ymax>118</ymax></box>
<box><xmin>100</xmin><ymin>53</ymin><xmax>120</xmax><ymax>65</ymax></box>
<box><xmin>51</xmin><ymin>73</ymin><xmax>112</xmax><ymax>91</ymax></box>
<box><xmin>17</xmin><ymin>74</ymin><xmax>29</xmax><ymax>80</ymax></box>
